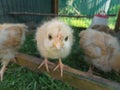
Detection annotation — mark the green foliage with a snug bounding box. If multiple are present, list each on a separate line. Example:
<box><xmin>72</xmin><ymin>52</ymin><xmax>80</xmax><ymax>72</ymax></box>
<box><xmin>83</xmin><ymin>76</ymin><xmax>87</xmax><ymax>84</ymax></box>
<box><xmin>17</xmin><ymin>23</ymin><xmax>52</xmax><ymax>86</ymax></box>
<box><xmin>108</xmin><ymin>4</ymin><xmax>120</xmax><ymax>15</ymax></box>
<box><xmin>59</xmin><ymin>6</ymin><xmax>80</xmax><ymax>15</ymax></box>
<box><xmin>59</xmin><ymin>17</ymin><xmax>116</xmax><ymax>29</ymax></box>
<box><xmin>59</xmin><ymin>0</ymin><xmax>119</xmax><ymax>29</ymax></box>
<box><xmin>59</xmin><ymin>0</ymin><xmax>120</xmax><ymax>15</ymax></box>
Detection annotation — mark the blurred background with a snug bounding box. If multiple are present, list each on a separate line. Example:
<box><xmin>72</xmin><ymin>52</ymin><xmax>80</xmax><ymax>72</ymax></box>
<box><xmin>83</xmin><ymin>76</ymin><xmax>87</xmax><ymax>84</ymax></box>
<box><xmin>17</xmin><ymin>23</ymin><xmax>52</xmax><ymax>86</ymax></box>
<box><xmin>0</xmin><ymin>0</ymin><xmax>120</xmax><ymax>29</ymax></box>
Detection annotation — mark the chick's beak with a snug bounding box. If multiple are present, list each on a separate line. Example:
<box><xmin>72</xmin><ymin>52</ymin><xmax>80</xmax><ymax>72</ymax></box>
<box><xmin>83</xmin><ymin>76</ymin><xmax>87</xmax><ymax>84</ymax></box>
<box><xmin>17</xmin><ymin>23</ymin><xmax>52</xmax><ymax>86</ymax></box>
<box><xmin>53</xmin><ymin>40</ymin><xmax>63</xmax><ymax>50</ymax></box>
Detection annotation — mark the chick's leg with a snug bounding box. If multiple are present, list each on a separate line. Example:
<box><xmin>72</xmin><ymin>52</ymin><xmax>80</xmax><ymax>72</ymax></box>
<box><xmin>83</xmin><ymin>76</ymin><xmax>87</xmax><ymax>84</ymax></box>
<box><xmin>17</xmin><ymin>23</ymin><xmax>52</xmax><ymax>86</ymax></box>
<box><xmin>53</xmin><ymin>58</ymin><xmax>64</xmax><ymax>77</ymax></box>
<box><xmin>11</xmin><ymin>57</ymin><xmax>17</xmax><ymax>63</ymax></box>
<box><xmin>0</xmin><ymin>64</ymin><xmax>7</xmax><ymax>81</ymax></box>
<box><xmin>87</xmin><ymin>64</ymin><xmax>94</xmax><ymax>75</ymax></box>
<box><xmin>38</xmin><ymin>58</ymin><xmax>49</xmax><ymax>72</ymax></box>
<box><xmin>0</xmin><ymin>58</ymin><xmax>10</xmax><ymax>81</ymax></box>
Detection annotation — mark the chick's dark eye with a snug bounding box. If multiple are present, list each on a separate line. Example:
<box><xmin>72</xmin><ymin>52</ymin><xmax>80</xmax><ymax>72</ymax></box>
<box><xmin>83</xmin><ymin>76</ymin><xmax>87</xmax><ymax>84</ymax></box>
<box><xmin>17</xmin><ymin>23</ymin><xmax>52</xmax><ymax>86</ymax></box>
<box><xmin>65</xmin><ymin>36</ymin><xmax>68</xmax><ymax>41</ymax></box>
<box><xmin>48</xmin><ymin>34</ymin><xmax>52</xmax><ymax>40</ymax></box>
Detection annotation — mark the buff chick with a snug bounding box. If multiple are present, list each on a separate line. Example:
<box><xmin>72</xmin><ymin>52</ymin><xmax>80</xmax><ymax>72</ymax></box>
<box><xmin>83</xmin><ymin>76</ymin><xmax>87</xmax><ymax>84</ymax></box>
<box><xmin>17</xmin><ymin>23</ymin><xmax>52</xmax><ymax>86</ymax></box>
<box><xmin>0</xmin><ymin>23</ymin><xmax>27</xmax><ymax>81</ymax></box>
<box><xmin>90</xmin><ymin>25</ymin><xmax>113</xmax><ymax>33</ymax></box>
<box><xmin>35</xmin><ymin>19</ymin><xmax>73</xmax><ymax>77</ymax></box>
<box><xmin>79</xmin><ymin>29</ymin><xmax>120</xmax><ymax>74</ymax></box>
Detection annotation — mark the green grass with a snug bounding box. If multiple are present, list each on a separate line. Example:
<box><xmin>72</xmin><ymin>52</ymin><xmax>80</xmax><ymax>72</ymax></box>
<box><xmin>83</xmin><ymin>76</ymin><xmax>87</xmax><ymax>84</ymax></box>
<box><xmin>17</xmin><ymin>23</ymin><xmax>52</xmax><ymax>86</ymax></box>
<box><xmin>1</xmin><ymin>27</ymin><xmax>120</xmax><ymax>90</ymax></box>
<box><xmin>59</xmin><ymin>17</ymin><xmax>117</xmax><ymax>29</ymax></box>
<box><xmin>0</xmin><ymin>64</ymin><xmax>76</xmax><ymax>90</ymax></box>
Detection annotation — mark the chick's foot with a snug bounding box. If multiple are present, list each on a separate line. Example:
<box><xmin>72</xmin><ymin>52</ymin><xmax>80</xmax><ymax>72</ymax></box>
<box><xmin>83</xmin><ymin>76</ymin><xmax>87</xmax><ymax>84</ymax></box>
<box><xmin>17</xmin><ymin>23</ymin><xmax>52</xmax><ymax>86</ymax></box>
<box><xmin>38</xmin><ymin>58</ymin><xmax>49</xmax><ymax>72</ymax></box>
<box><xmin>87</xmin><ymin>65</ymin><xmax>94</xmax><ymax>75</ymax></box>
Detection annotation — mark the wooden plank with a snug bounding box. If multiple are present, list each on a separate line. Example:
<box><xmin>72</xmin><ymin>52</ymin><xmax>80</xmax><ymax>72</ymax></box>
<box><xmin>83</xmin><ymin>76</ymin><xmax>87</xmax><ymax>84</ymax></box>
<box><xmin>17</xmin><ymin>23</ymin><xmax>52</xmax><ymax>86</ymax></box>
<box><xmin>115</xmin><ymin>10</ymin><xmax>120</xmax><ymax>32</ymax></box>
<box><xmin>53</xmin><ymin>0</ymin><xmax>58</xmax><ymax>15</ymax></box>
<box><xmin>15</xmin><ymin>53</ymin><xmax>120</xmax><ymax>90</ymax></box>
<box><xmin>8</xmin><ymin>12</ymin><xmax>116</xmax><ymax>18</ymax></box>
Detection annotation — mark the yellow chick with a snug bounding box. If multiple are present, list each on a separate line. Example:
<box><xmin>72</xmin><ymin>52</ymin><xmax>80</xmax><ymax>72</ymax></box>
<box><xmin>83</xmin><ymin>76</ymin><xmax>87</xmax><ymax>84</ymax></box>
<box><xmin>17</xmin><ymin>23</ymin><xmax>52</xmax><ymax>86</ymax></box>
<box><xmin>35</xmin><ymin>18</ymin><xmax>73</xmax><ymax>77</ymax></box>
<box><xmin>0</xmin><ymin>23</ymin><xmax>27</xmax><ymax>81</ymax></box>
<box><xmin>79</xmin><ymin>29</ymin><xmax>120</xmax><ymax>74</ymax></box>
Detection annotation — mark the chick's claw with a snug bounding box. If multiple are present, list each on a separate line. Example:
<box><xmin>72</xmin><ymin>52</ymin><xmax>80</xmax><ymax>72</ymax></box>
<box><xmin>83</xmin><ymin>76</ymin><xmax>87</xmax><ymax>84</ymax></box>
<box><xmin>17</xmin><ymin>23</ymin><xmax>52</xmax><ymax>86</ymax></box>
<box><xmin>38</xmin><ymin>58</ymin><xmax>49</xmax><ymax>72</ymax></box>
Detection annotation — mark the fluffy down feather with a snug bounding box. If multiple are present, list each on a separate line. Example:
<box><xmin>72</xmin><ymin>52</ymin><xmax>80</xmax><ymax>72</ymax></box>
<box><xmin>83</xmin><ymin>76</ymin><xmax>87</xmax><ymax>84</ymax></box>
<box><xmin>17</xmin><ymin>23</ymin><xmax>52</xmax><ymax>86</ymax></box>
<box><xmin>0</xmin><ymin>23</ymin><xmax>27</xmax><ymax>81</ymax></box>
<box><xmin>36</xmin><ymin>18</ymin><xmax>73</xmax><ymax>76</ymax></box>
<box><xmin>90</xmin><ymin>25</ymin><xmax>113</xmax><ymax>33</ymax></box>
<box><xmin>79</xmin><ymin>29</ymin><xmax>120</xmax><ymax>73</ymax></box>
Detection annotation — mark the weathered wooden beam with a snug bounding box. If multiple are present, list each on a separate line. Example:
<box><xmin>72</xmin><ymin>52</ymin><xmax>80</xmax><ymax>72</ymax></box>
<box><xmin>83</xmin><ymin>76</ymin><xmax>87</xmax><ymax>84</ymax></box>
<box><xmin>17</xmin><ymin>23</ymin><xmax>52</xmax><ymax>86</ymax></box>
<box><xmin>8</xmin><ymin>12</ymin><xmax>92</xmax><ymax>18</ymax></box>
<box><xmin>8</xmin><ymin>12</ymin><xmax>116</xmax><ymax>18</ymax></box>
<box><xmin>15</xmin><ymin>53</ymin><xmax>120</xmax><ymax>90</ymax></box>
<box><xmin>115</xmin><ymin>10</ymin><xmax>120</xmax><ymax>32</ymax></box>
<box><xmin>53</xmin><ymin>0</ymin><xmax>58</xmax><ymax>15</ymax></box>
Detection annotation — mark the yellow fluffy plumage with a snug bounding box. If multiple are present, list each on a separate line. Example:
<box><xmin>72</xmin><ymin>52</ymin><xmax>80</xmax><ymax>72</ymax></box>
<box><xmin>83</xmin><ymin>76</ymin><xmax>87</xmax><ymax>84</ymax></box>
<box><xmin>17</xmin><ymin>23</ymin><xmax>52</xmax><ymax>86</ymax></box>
<box><xmin>35</xmin><ymin>18</ymin><xmax>73</xmax><ymax>76</ymax></box>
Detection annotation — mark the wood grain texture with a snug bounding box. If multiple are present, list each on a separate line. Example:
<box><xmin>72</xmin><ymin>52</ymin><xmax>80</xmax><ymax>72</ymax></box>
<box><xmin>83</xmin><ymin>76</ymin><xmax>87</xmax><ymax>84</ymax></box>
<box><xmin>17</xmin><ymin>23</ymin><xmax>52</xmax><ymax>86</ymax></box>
<box><xmin>14</xmin><ymin>53</ymin><xmax>120</xmax><ymax>90</ymax></box>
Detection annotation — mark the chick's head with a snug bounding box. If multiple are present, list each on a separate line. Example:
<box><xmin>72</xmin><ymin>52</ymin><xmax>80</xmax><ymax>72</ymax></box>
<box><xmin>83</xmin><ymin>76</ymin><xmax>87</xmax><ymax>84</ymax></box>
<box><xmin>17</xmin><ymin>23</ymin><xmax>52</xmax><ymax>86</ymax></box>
<box><xmin>44</xmin><ymin>19</ymin><xmax>73</xmax><ymax>52</ymax></box>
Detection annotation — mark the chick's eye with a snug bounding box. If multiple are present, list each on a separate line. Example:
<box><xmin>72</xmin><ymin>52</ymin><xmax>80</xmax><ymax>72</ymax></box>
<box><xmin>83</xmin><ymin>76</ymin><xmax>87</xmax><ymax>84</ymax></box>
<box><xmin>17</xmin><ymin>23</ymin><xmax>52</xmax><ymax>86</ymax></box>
<box><xmin>48</xmin><ymin>34</ymin><xmax>52</xmax><ymax>40</ymax></box>
<box><xmin>65</xmin><ymin>36</ymin><xmax>68</xmax><ymax>41</ymax></box>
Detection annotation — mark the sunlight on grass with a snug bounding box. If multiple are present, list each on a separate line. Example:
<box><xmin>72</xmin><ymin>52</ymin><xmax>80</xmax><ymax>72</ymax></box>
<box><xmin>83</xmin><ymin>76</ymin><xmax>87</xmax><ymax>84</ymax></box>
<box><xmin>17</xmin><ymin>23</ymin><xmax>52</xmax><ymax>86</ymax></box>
<box><xmin>59</xmin><ymin>17</ymin><xmax>91</xmax><ymax>28</ymax></box>
<box><xmin>108</xmin><ymin>17</ymin><xmax>117</xmax><ymax>29</ymax></box>
<box><xmin>59</xmin><ymin>17</ymin><xmax>117</xmax><ymax>29</ymax></box>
